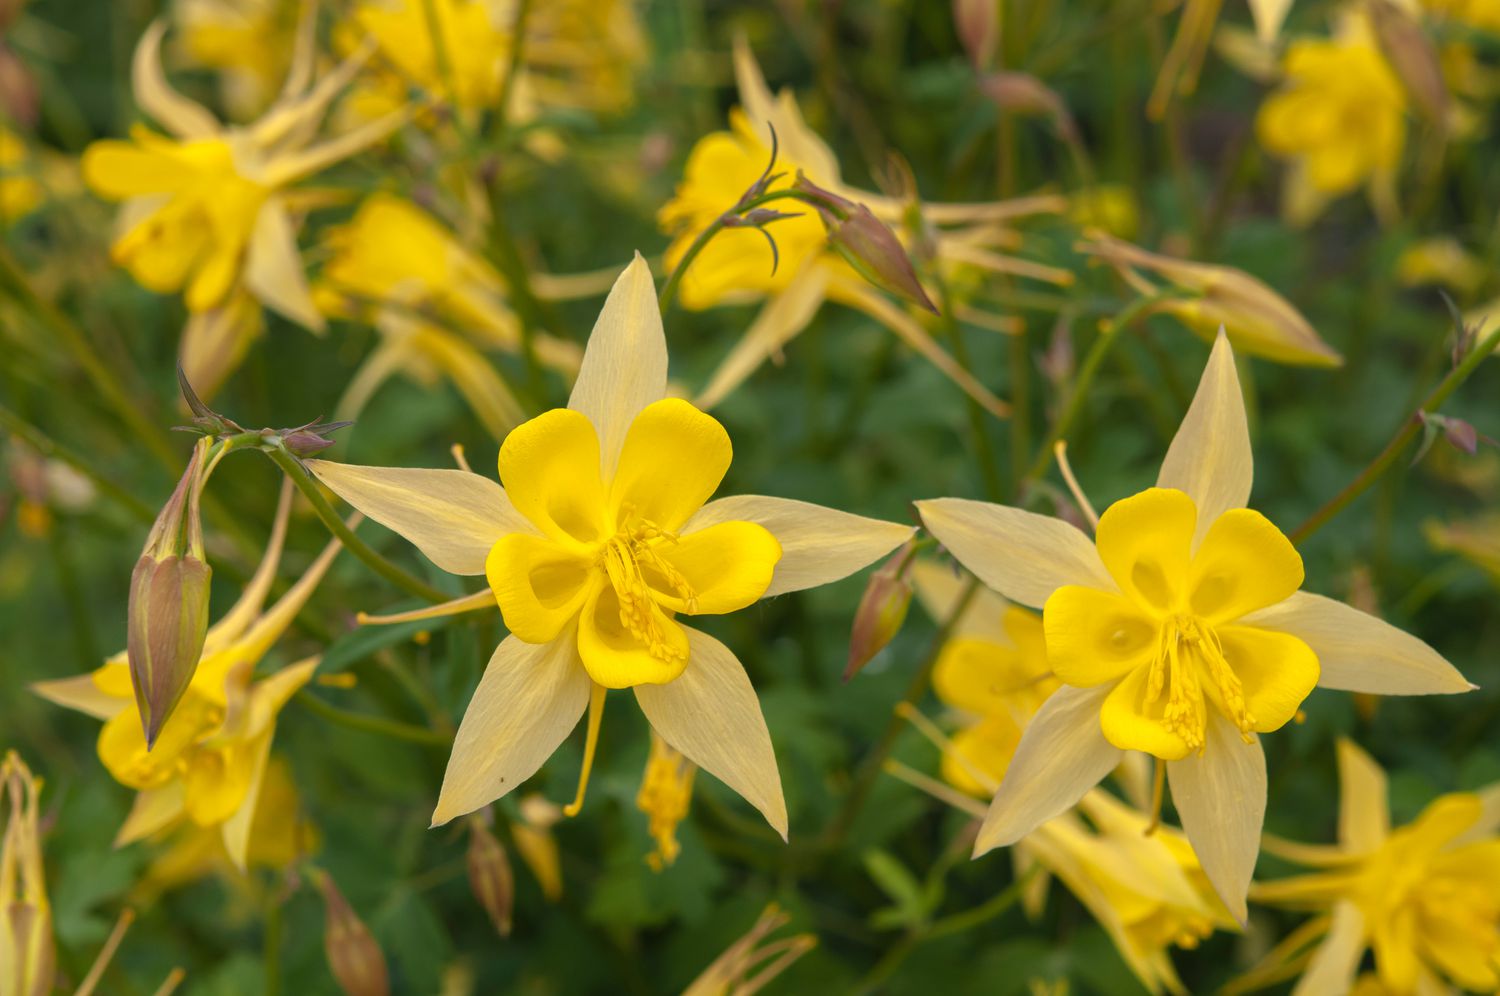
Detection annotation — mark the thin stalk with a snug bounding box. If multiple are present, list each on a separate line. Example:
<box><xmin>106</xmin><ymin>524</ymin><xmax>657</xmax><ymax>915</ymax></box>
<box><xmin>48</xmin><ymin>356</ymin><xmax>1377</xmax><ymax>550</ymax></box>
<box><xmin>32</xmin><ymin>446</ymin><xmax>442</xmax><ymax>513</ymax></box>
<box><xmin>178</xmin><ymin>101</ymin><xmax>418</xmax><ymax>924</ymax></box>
<box><xmin>1021</xmin><ymin>294</ymin><xmax>1169</xmax><ymax>489</ymax></box>
<box><xmin>263</xmin><ymin>893</ymin><xmax>282</xmax><ymax>996</ymax></box>
<box><xmin>818</xmin><ymin>577</ymin><xmax>981</xmax><ymax>851</ymax></box>
<box><xmin>657</xmin><ymin>189</ymin><xmax>822</xmax><ymax>312</ymax></box>
<box><xmin>261</xmin><ymin>442</ymin><xmax>452</xmax><ymax>603</ymax></box>
<box><xmin>293</xmin><ymin>690</ymin><xmax>451</xmax><ymax>747</ymax></box>
<box><xmin>1290</xmin><ymin>323</ymin><xmax>1500</xmax><ymax>544</ymax></box>
<box><xmin>0</xmin><ymin>246</ymin><xmax>179</xmax><ymax>471</ymax></box>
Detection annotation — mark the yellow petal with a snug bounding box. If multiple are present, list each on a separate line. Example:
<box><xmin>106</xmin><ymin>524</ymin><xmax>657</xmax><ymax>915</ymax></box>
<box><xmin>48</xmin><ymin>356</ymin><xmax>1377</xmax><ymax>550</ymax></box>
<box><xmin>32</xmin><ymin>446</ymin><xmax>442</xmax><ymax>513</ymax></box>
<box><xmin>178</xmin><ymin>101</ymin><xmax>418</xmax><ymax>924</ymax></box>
<box><xmin>182</xmin><ymin>743</ymin><xmax>256</xmax><ymax>825</ymax></box>
<box><xmin>974</xmin><ymin>684</ymin><xmax>1123</xmax><ymax>855</ymax></box>
<box><xmin>653</xmin><ymin>520</ymin><xmax>781</xmax><ymax>615</ymax></box>
<box><xmin>485</xmin><ymin>534</ymin><xmax>594</xmax><ymax>643</ymax></box>
<box><xmin>32</xmin><ymin>674</ymin><xmax>129</xmax><ymax>720</ymax></box>
<box><xmin>1334</xmin><ymin>738</ymin><xmax>1388</xmax><ymax>853</ymax></box>
<box><xmin>1165</xmin><ymin>714</ymin><xmax>1266</xmax><ymax>924</ymax></box>
<box><xmin>220</xmin><ymin>732</ymin><xmax>274</xmax><ymax>871</ymax></box>
<box><xmin>910</xmin><ymin>560</ymin><xmax>1011</xmax><ymax>642</ymax></box>
<box><xmin>133</xmin><ymin>20</ymin><xmax>220</xmax><ymax>139</ymax></box>
<box><xmin>115</xmin><ymin>783</ymin><xmax>186</xmax><ymax>847</ymax></box>
<box><xmin>431</xmin><ymin>633</ymin><xmax>592</xmax><ymax>826</ymax></box>
<box><xmin>1248</xmin><ymin>0</ymin><xmax>1294</xmax><ymax>43</ymax></box>
<box><xmin>610</xmin><ymin>398</ymin><xmax>731</xmax><ymax>532</ymax></box>
<box><xmin>81</xmin><ymin>139</ymin><xmax>197</xmax><ymax>199</ymax></box>
<box><xmin>688</xmin><ymin>495</ymin><xmax>914</xmax><ymax>598</ymax></box>
<box><xmin>1100</xmin><ymin>664</ymin><xmax>1194</xmax><ymax>760</ymax></box>
<box><xmin>498</xmin><ymin>408</ymin><xmax>608</xmax><ymax>548</ymax></box>
<box><xmin>933</xmin><ymin>616</ymin><xmax>1051</xmax><ymax>715</ymax></box>
<box><xmin>943</xmin><ymin>714</ymin><xmax>1022</xmax><ymax>797</ymax></box>
<box><xmin>635</xmin><ymin>625</ymin><xmax>788</xmax><ymax>839</ymax></box>
<box><xmin>1291</xmin><ymin>901</ymin><xmax>1366</xmax><ymax>996</ymax></box>
<box><xmin>1241</xmin><ymin>592</ymin><xmax>1474</xmax><ymax>695</ymax></box>
<box><xmin>1189</xmin><ymin>508</ymin><xmax>1304</xmax><ymax>624</ymax></box>
<box><xmin>306</xmin><ymin>460</ymin><xmax>531</xmax><ymax>576</ymax></box>
<box><xmin>566</xmin><ymin>254</ymin><xmax>667</xmax><ymax>480</ymax></box>
<box><xmin>915</xmin><ymin>497</ymin><xmax>1113</xmax><ymax>609</ymax></box>
<box><xmin>1094</xmin><ymin>487</ymin><xmax>1196</xmax><ymax>614</ymax></box>
<box><xmin>577</xmin><ymin>584</ymin><xmax>688</xmax><ymax>689</ymax></box>
<box><xmin>1156</xmin><ymin>331</ymin><xmax>1252</xmax><ymax>549</ymax></box>
<box><xmin>731</xmin><ymin>35</ymin><xmax>842</xmax><ymax>187</ymax></box>
<box><xmin>1216</xmin><ymin>625</ymin><xmax>1319</xmax><ymax>733</ymax></box>
<box><xmin>1371</xmin><ymin>902</ymin><xmax>1420</xmax><ymax>994</ymax></box>
<box><xmin>244</xmin><ymin>198</ymin><xmax>325</xmax><ymax>332</ymax></box>
<box><xmin>1043</xmin><ymin>586</ymin><xmax>1158</xmax><ymax>687</ymax></box>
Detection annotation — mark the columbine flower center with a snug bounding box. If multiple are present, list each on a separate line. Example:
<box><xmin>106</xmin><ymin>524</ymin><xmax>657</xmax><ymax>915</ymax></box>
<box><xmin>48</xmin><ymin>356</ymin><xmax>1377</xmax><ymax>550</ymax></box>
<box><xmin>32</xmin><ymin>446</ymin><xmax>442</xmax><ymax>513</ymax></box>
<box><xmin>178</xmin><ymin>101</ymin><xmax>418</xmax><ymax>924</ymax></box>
<box><xmin>599</xmin><ymin>512</ymin><xmax>698</xmax><ymax>664</ymax></box>
<box><xmin>1144</xmin><ymin>614</ymin><xmax>1254</xmax><ymax>752</ymax></box>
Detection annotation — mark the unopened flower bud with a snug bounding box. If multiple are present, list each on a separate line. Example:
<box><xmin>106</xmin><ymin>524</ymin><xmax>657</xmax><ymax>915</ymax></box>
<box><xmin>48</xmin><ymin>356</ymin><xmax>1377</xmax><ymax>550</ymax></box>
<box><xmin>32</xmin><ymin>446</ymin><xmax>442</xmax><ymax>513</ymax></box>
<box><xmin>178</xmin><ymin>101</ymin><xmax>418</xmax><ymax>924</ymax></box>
<box><xmin>315</xmin><ymin>871</ymin><xmax>389</xmax><ymax>996</ymax></box>
<box><xmin>795</xmin><ymin>174</ymin><xmax>938</xmax><ymax>314</ymax></box>
<box><xmin>0</xmin><ymin>49</ymin><xmax>38</xmax><ymax>128</ymax></box>
<box><xmin>953</xmin><ymin>0</ymin><xmax>999</xmax><ymax>70</ymax></box>
<box><xmin>128</xmin><ymin>437</ymin><xmax>214</xmax><ymax>748</ymax></box>
<box><xmin>1368</xmin><ymin>0</ymin><xmax>1449</xmax><ymax>127</ymax></box>
<box><xmin>1</xmin><ymin>752</ymin><xmax>55</xmax><ymax>996</ymax></box>
<box><xmin>281</xmin><ymin>420</ymin><xmax>353</xmax><ymax>457</ymax></box>
<box><xmin>845</xmin><ymin>542</ymin><xmax>916</xmax><ymax>682</ymax></box>
<box><xmin>1079</xmin><ymin>234</ymin><xmax>1342</xmax><ymax>367</ymax></box>
<box><xmin>465</xmin><ymin>816</ymin><xmax>514</xmax><ymax>937</ymax></box>
<box><xmin>978</xmin><ymin>72</ymin><xmax>1078</xmax><ymax>142</ymax></box>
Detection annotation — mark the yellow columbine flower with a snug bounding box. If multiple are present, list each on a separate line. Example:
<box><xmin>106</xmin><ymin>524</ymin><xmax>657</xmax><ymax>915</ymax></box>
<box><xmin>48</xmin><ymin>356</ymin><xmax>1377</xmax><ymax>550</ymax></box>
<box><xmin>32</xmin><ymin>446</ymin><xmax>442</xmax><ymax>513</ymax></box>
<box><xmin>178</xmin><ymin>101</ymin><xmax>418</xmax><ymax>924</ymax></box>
<box><xmin>307</xmin><ymin>255</ymin><xmax>915</xmax><ymax>835</ymax></box>
<box><xmin>81</xmin><ymin>19</ymin><xmax>407</xmax><ymax>332</ymax></box>
<box><xmin>910</xmin><ymin>560</ymin><xmax>1058</xmax><ymax>796</ymax></box>
<box><xmin>33</xmin><ymin>485</ymin><xmax>343</xmax><ymax>868</ymax></box>
<box><xmin>916</xmin><ymin>331</ymin><xmax>1473</xmax><ymax>920</ymax></box>
<box><xmin>314</xmin><ymin>193</ymin><xmax>581</xmax><ymax>437</ymax></box>
<box><xmin>658</xmin><ymin>38</ymin><xmax>1061</xmax><ymax>414</ymax></box>
<box><xmin>1246</xmin><ymin>739</ymin><xmax>1500</xmax><ymax>995</ymax></box>
<box><xmin>175</xmin><ymin>0</ymin><xmax>296</xmax><ymax>120</ymax></box>
<box><xmin>1256</xmin><ymin>20</ymin><xmax>1407</xmax><ymax>225</ymax></box>
<box><xmin>636</xmin><ymin>732</ymin><xmax>695</xmax><ymax>870</ymax></box>
<box><xmin>1025</xmin><ymin>791</ymin><xmax>1237</xmax><ymax>996</ymax></box>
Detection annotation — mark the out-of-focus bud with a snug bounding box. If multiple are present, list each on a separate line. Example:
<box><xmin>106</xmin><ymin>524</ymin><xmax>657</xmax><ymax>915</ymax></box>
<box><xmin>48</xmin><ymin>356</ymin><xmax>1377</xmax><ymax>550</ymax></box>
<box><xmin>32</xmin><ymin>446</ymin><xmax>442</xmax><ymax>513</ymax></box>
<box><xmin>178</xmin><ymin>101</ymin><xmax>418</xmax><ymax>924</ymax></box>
<box><xmin>794</xmin><ymin>174</ymin><xmax>938</xmax><ymax>314</ymax></box>
<box><xmin>1079</xmin><ymin>234</ymin><xmax>1343</xmax><ymax>367</ymax></box>
<box><xmin>953</xmin><ymin>0</ymin><xmax>999</xmax><ymax>71</ymax></box>
<box><xmin>0</xmin><ymin>752</ymin><xmax>55</xmax><ymax>996</ymax></box>
<box><xmin>1416</xmin><ymin>411</ymin><xmax>1494</xmax><ymax>463</ymax></box>
<box><xmin>510</xmin><ymin>795</ymin><xmax>563</xmax><ymax>901</ymax></box>
<box><xmin>281</xmin><ymin>420</ymin><xmax>354</xmax><ymax>457</ymax></box>
<box><xmin>465</xmin><ymin>815</ymin><xmax>514</xmax><ymax>938</ymax></box>
<box><xmin>1368</xmin><ymin>0</ymin><xmax>1450</xmax><ymax>128</ymax></box>
<box><xmin>844</xmin><ymin>542</ymin><xmax>916</xmax><ymax>682</ymax></box>
<box><xmin>978</xmin><ymin>72</ymin><xmax>1078</xmax><ymax>143</ymax></box>
<box><xmin>681</xmin><ymin>905</ymin><xmax>816</xmax><ymax>996</ymax></box>
<box><xmin>0</xmin><ymin>49</ymin><xmax>37</xmax><ymax>128</ymax></box>
<box><xmin>314</xmin><ymin>870</ymin><xmax>389</xmax><ymax>996</ymax></box>
<box><xmin>635</xmin><ymin>734</ymin><xmax>696</xmax><ymax>871</ymax></box>
<box><xmin>128</xmin><ymin>436</ymin><xmax>214</xmax><ymax>748</ymax></box>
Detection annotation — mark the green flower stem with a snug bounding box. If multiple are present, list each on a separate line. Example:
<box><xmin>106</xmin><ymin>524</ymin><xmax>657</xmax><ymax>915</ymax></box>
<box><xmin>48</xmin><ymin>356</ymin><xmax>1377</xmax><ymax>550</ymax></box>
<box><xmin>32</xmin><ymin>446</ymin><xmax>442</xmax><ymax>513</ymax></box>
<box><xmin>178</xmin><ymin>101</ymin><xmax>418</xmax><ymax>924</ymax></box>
<box><xmin>293</xmin><ymin>690</ymin><xmax>451</xmax><ymax>747</ymax></box>
<box><xmin>0</xmin><ymin>245</ymin><xmax>180</xmax><ymax>472</ymax></box>
<box><xmin>261</xmin><ymin>442</ymin><xmax>452</xmax><ymax>603</ymax></box>
<box><xmin>0</xmin><ymin>401</ymin><xmax>156</xmax><ymax>523</ymax></box>
<box><xmin>657</xmin><ymin>189</ymin><xmax>825</xmax><ymax>313</ymax></box>
<box><xmin>852</xmin><ymin>865</ymin><xmax>1041</xmax><ymax>995</ymax></box>
<box><xmin>817</xmin><ymin>576</ymin><xmax>981</xmax><ymax>852</ymax></box>
<box><xmin>1290</xmin><ymin>322</ymin><xmax>1500</xmax><ymax>545</ymax></box>
<box><xmin>1020</xmin><ymin>292</ymin><xmax>1170</xmax><ymax>490</ymax></box>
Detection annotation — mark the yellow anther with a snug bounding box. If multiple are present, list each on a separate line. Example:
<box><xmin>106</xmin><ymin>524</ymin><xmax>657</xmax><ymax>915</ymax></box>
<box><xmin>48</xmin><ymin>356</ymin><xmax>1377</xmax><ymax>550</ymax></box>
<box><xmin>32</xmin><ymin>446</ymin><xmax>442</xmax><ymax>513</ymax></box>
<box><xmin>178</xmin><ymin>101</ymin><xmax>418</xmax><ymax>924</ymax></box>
<box><xmin>600</xmin><ymin>515</ymin><xmax>699</xmax><ymax>664</ymax></box>
<box><xmin>1145</xmin><ymin>616</ymin><xmax>1257</xmax><ymax>752</ymax></box>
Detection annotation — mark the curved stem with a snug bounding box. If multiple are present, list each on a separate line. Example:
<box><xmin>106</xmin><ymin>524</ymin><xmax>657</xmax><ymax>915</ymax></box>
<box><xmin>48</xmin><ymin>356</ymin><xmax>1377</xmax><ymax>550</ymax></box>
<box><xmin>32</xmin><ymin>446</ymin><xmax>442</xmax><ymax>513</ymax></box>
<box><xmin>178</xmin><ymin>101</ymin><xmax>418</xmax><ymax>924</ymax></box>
<box><xmin>657</xmin><ymin>190</ymin><xmax>820</xmax><ymax>312</ymax></box>
<box><xmin>1290</xmin><ymin>322</ymin><xmax>1500</xmax><ymax>544</ymax></box>
<box><xmin>261</xmin><ymin>442</ymin><xmax>452</xmax><ymax>603</ymax></box>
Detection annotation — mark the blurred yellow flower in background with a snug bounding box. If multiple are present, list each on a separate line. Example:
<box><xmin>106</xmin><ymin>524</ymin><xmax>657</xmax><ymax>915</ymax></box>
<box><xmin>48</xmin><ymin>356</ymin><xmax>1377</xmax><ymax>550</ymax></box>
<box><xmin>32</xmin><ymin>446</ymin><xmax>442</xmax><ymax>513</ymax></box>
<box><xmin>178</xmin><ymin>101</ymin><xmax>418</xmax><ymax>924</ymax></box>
<box><xmin>1256</xmin><ymin>20</ymin><xmax>1407</xmax><ymax>225</ymax></box>
<box><xmin>174</xmin><ymin>0</ymin><xmax>297</xmax><ymax>120</ymax></box>
<box><xmin>0</xmin><ymin>124</ymin><xmax>41</xmax><ymax>221</ymax></box>
<box><xmin>1247</xmin><ymin>739</ymin><xmax>1500</xmax><ymax>995</ymax></box>
<box><xmin>34</xmin><ymin>484</ymin><xmax>344</xmax><ymax>868</ymax></box>
<box><xmin>636</xmin><ymin>732</ymin><xmax>695</xmax><ymax>870</ymax></box>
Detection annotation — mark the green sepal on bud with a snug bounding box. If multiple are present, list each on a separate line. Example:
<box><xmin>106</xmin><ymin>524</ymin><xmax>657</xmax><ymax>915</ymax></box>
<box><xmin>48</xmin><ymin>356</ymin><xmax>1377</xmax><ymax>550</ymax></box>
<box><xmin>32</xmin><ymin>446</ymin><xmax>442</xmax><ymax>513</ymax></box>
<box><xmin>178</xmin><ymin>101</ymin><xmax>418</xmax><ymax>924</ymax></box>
<box><xmin>844</xmin><ymin>541</ymin><xmax>917</xmax><ymax>682</ymax></box>
<box><xmin>314</xmin><ymin>869</ymin><xmax>390</xmax><ymax>996</ymax></box>
<box><xmin>466</xmin><ymin>814</ymin><xmax>515</xmax><ymax>938</ymax></box>
<box><xmin>793</xmin><ymin>173</ymin><xmax>938</xmax><ymax>314</ymax></box>
<box><xmin>128</xmin><ymin>436</ymin><xmax>214</xmax><ymax>749</ymax></box>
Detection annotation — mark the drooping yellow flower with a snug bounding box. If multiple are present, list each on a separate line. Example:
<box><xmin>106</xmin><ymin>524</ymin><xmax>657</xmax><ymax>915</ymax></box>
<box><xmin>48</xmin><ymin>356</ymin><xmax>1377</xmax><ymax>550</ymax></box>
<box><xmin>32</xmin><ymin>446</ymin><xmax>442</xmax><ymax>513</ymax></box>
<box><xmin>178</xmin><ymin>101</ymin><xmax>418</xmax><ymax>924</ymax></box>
<box><xmin>916</xmin><ymin>331</ymin><xmax>1473</xmax><ymax>920</ymax></box>
<box><xmin>658</xmin><ymin>38</ymin><xmax>1062</xmax><ymax>414</ymax></box>
<box><xmin>81</xmin><ymin>19</ymin><xmax>407</xmax><ymax>331</ymax></box>
<box><xmin>636</xmin><ymin>732</ymin><xmax>695</xmax><ymax>870</ymax></box>
<box><xmin>174</xmin><ymin>0</ymin><xmax>297</xmax><ymax>120</ymax></box>
<box><xmin>0</xmin><ymin>124</ymin><xmax>42</xmax><ymax>221</ymax></box>
<box><xmin>314</xmin><ymin>193</ymin><xmax>581</xmax><ymax>438</ymax></box>
<box><xmin>1426</xmin><ymin>513</ymin><xmax>1500</xmax><ymax>583</ymax></box>
<box><xmin>1025</xmin><ymin>791</ymin><xmax>1237</xmax><ymax>996</ymax></box>
<box><xmin>307</xmin><ymin>255</ymin><xmax>916</xmax><ymax>835</ymax></box>
<box><xmin>33</xmin><ymin>484</ymin><xmax>344</xmax><ymax>868</ymax></box>
<box><xmin>1246</xmin><ymin>739</ymin><xmax>1500</xmax><ymax>995</ymax></box>
<box><xmin>1256</xmin><ymin>21</ymin><xmax>1407</xmax><ymax>225</ymax></box>
<box><xmin>910</xmin><ymin>560</ymin><xmax>1058</xmax><ymax>796</ymax></box>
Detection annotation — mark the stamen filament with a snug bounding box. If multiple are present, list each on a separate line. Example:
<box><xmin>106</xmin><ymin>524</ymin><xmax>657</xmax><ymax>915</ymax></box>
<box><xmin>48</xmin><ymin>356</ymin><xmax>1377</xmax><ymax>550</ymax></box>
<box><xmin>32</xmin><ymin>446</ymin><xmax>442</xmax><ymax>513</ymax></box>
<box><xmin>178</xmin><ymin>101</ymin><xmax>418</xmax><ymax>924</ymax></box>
<box><xmin>1054</xmin><ymin>440</ymin><xmax>1099</xmax><ymax>530</ymax></box>
<box><xmin>882</xmin><ymin>759</ymin><xmax>989</xmax><ymax>818</ymax></box>
<box><xmin>894</xmin><ymin>702</ymin><xmax>1001</xmax><ymax>795</ymax></box>
<box><xmin>564</xmin><ymin>683</ymin><xmax>608</xmax><ymax>817</ymax></box>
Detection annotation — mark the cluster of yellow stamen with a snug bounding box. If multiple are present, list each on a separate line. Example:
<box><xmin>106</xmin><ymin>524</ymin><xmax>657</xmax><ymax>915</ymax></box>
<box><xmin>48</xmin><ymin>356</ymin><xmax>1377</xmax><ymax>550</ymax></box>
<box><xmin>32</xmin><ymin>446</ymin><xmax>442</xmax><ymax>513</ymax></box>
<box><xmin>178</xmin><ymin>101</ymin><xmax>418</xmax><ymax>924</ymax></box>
<box><xmin>1144</xmin><ymin>616</ymin><xmax>1254</xmax><ymax>752</ymax></box>
<box><xmin>600</xmin><ymin>512</ymin><xmax>698</xmax><ymax>664</ymax></box>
